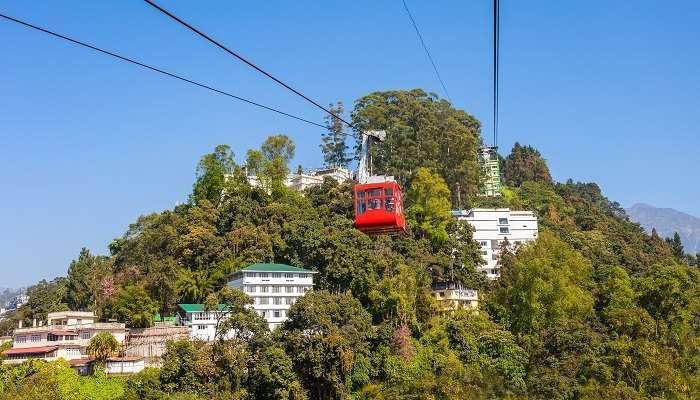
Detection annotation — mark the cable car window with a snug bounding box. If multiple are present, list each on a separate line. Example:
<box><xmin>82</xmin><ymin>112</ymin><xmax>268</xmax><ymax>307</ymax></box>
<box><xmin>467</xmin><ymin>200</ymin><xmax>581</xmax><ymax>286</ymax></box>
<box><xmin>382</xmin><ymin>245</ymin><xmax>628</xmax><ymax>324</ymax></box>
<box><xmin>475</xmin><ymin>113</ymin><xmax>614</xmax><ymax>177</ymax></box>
<box><xmin>385</xmin><ymin>197</ymin><xmax>395</xmax><ymax>212</ymax></box>
<box><xmin>384</xmin><ymin>187</ymin><xmax>393</xmax><ymax>196</ymax></box>
<box><xmin>357</xmin><ymin>200</ymin><xmax>366</xmax><ymax>214</ymax></box>
<box><xmin>368</xmin><ymin>198</ymin><xmax>383</xmax><ymax>210</ymax></box>
<box><xmin>357</xmin><ymin>191</ymin><xmax>365</xmax><ymax>198</ymax></box>
<box><xmin>368</xmin><ymin>189</ymin><xmax>382</xmax><ymax>197</ymax></box>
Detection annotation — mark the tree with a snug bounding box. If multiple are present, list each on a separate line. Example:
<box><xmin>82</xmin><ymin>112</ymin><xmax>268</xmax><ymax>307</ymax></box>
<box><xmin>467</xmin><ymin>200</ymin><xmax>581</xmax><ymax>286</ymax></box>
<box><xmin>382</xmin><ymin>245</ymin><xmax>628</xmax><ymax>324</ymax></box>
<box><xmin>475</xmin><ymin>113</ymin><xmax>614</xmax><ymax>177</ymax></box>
<box><xmin>665</xmin><ymin>232</ymin><xmax>685</xmax><ymax>259</ymax></box>
<box><xmin>66</xmin><ymin>248</ymin><xmax>112</xmax><ymax>311</ymax></box>
<box><xmin>191</xmin><ymin>144</ymin><xmax>236</xmax><ymax>206</ymax></box>
<box><xmin>502</xmin><ymin>142</ymin><xmax>553</xmax><ymax>187</ymax></box>
<box><xmin>281</xmin><ymin>291</ymin><xmax>374</xmax><ymax>399</ymax></box>
<box><xmin>321</xmin><ymin>101</ymin><xmax>351</xmax><ymax>168</ymax></box>
<box><xmin>406</xmin><ymin>168</ymin><xmax>452</xmax><ymax>245</ymax></box>
<box><xmin>160</xmin><ymin>340</ymin><xmax>205</xmax><ymax>394</ymax></box>
<box><xmin>246</xmin><ymin>135</ymin><xmax>296</xmax><ymax>191</ymax></box>
<box><xmin>351</xmin><ymin>89</ymin><xmax>482</xmax><ymax>201</ymax></box>
<box><xmin>113</xmin><ymin>285</ymin><xmax>159</xmax><ymax>328</ymax></box>
<box><xmin>87</xmin><ymin>332</ymin><xmax>119</xmax><ymax>363</ymax></box>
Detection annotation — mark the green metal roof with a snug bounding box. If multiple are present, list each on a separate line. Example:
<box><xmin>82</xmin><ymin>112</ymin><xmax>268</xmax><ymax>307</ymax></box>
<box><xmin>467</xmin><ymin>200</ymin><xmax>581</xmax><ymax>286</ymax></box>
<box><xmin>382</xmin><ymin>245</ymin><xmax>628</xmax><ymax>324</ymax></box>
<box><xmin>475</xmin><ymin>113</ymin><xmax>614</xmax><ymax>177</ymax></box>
<box><xmin>241</xmin><ymin>263</ymin><xmax>314</xmax><ymax>273</ymax></box>
<box><xmin>178</xmin><ymin>304</ymin><xmax>228</xmax><ymax>313</ymax></box>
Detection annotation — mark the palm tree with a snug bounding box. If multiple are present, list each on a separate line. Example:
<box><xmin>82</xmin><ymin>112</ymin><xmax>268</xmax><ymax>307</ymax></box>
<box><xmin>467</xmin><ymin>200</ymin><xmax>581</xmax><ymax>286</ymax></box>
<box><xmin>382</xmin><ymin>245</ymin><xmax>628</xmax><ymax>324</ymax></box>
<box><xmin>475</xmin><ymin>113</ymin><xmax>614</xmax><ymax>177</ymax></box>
<box><xmin>87</xmin><ymin>332</ymin><xmax>119</xmax><ymax>363</ymax></box>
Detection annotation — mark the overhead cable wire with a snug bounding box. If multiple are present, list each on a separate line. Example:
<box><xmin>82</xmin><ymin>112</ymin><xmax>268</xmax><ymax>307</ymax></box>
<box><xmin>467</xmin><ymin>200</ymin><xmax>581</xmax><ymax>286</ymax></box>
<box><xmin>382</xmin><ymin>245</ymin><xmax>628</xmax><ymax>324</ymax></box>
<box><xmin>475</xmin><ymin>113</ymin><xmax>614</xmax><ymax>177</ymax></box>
<box><xmin>0</xmin><ymin>12</ymin><xmax>327</xmax><ymax>129</ymax></box>
<box><xmin>143</xmin><ymin>0</ymin><xmax>355</xmax><ymax>129</ymax></box>
<box><xmin>493</xmin><ymin>0</ymin><xmax>500</xmax><ymax>147</ymax></box>
<box><xmin>401</xmin><ymin>0</ymin><xmax>453</xmax><ymax>103</ymax></box>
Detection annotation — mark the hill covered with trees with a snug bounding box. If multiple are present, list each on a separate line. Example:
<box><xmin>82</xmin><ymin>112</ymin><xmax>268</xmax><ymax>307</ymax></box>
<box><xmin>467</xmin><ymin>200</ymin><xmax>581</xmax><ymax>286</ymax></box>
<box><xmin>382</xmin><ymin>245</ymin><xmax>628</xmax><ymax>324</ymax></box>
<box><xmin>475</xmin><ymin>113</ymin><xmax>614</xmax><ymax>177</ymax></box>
<box><xmin>1</xmin><ymin>90</ymin><xmax>699</xmax><ymax>400</ymax></box>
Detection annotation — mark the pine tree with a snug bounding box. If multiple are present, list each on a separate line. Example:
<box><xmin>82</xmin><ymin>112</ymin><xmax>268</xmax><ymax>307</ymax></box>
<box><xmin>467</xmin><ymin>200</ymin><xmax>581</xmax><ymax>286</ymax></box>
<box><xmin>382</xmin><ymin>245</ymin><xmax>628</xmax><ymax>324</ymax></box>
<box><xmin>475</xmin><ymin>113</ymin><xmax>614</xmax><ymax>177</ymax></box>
<box><xmin>320</xmin><ymin>101</ymin><xmax>351</xmax><ymax>168</ymax></box>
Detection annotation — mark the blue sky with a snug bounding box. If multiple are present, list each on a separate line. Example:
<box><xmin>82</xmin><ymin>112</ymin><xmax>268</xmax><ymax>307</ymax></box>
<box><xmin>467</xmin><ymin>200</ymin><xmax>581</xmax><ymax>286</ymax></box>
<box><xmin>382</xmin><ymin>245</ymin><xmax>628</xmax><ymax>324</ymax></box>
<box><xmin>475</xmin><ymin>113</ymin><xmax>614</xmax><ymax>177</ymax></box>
<box><xmin>1</xmin><ymin>1</ymin><xmax>698</xmax><ymax>287</ymax></box>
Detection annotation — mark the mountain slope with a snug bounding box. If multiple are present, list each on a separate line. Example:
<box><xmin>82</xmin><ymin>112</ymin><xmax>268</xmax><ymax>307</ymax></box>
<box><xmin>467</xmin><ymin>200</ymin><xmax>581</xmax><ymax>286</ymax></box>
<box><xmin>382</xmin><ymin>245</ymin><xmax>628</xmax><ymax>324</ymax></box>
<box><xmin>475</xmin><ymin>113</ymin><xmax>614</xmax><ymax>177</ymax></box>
<box><xmin>627</xmin><ymin>203</ymin><xmax>700</xmax><ymax>254</ymax></box>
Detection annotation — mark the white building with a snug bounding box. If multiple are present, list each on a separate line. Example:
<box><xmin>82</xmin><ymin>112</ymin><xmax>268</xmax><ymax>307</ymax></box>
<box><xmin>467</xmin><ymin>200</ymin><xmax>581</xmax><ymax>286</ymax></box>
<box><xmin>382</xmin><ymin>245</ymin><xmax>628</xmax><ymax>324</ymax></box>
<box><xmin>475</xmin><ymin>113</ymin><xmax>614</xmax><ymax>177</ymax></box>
<box><xmin>2</xmin><ymin>311</ymin><xmax>127</xmax><ymax>366</ymax></box>
<box><xmin>247</xmin><ymin>166</ymin><xmax>353</xmax><ymax>193</ymax></box>
<box><xmin>454</xmin><ymin>208</ymin><xmax>539</xmax><ymax>279</ymax></box>
<box><xmin>229</xmin><ymin>263</ymin><xmax>315</xmax><ymax>330</ymax></box>
<box><xmin>175</xmin><ymin>304</ymin><xmax>230</xmax><ymax>342</ymax></box>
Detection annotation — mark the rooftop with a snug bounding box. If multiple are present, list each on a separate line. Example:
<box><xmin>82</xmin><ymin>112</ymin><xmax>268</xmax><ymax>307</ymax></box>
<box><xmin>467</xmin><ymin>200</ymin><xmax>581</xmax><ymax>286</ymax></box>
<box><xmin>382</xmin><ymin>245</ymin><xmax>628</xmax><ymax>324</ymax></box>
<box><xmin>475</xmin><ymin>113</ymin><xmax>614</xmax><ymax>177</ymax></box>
<box><xmin>241</xmin><ymin>263</ymin><xmax>315</xmax><ymax>273</ymax></box>
<box><xmin>178</xmin><ymin>304</ymin><xmax>228</xmax><ymax>313</ymax></box>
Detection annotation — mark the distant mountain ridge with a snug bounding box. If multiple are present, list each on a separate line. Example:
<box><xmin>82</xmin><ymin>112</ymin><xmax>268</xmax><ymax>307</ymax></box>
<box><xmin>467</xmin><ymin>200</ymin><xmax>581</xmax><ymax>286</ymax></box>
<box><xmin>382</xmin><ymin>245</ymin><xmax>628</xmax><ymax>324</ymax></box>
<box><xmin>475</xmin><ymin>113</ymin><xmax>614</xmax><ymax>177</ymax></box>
<box><xmin>627</xmin><ymin>203</ymin><xmax>700</xmax><ymax>254</ymax></box>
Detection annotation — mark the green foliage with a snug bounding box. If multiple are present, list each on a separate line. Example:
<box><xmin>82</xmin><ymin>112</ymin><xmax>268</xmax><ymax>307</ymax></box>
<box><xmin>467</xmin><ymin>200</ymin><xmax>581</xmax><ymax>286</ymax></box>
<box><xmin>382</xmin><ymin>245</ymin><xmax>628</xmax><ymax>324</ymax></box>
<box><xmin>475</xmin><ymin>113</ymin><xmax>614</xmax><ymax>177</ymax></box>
<box><xmin>351</xmin><ymin>89</ymin><xmax>482</xmax><ymax>201</ymax></box>
<box><xmin>114</xmin><ymin>285</ymin><xmax>159</xmax><ymax>328</ymax></box>
<box><xmin>406</xmin><ymin>167</ymin><xmax>452</xmax><ymax>245</ymax></box>
<box><xmin>87</xmin><ymin>332</ymin><xmax>120</xmax><ymax>362</ymax></box>
<box><xmin>246</xmin><ymin>134</ymin><xmax>295</xmax><ymax>191</ymax></box>
<box><xmin>320</xmin><ymin>101</ymin><xmax>351</xmax><ymax>168</ymax></box>
<box><xmin>502</xmin><ymin>142</ymin><xmax>553</xmax><ymax>187</ymax></box>
<box><xmin>191</xmin><ymin>144</ymin><xmax>236</xmax><ymax>206</ymax></box>
<box><xmin>66</xmin><ymin>248</ymin><xmax>113</xmax><ymax>311</ymax></box>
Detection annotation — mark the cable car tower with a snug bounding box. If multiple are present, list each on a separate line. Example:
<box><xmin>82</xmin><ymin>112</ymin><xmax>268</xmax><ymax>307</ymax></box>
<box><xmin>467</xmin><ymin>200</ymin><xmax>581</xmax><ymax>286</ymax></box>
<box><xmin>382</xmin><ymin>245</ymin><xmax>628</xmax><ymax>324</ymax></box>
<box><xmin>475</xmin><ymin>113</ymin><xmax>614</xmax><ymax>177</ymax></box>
<box><xmin>353</xmin><ymin>131</ymin><xmax>406</xmax><ymax>235</ymax></box>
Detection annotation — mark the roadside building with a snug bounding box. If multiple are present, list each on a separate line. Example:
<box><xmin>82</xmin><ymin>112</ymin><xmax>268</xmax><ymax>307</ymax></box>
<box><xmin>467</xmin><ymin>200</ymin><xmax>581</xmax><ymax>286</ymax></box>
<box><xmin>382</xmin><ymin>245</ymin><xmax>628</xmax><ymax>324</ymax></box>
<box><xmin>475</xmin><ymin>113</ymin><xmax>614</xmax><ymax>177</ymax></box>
<box><xmin>228</xmin><ymin>263</ymin><xmax>315</xmax><ymax>330</ymax></box>
<box><xmin>454</xmin><ymin>208</ymin><xmax>539</xmax><ymax>279</ymax></box>
<box><xmin>1</xmin><ymin>311</ymin><xmax>126</xmax><ymax>366</ymax></box>
<box><xmin>430</xmin><ymin>282</ymin><xmax>479</xmax><ymax>316</ymax></box>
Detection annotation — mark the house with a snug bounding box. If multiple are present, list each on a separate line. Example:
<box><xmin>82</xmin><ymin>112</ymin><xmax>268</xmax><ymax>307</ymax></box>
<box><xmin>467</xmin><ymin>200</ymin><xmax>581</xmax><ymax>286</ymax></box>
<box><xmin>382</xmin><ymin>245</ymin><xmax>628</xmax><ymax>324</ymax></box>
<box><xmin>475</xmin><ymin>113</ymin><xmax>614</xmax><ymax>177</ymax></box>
<box><xmin>1</xmin><ymin>311</ymin><xmax>126</xmax><ymax>366</ymax></box>
<box><xmin>228</xmin><ymin>263</ymin><xmax>316</xmax><ymax>330</ymax></box>
<box><xmin>430</xmin><ymin>282</ymin><xmax>479</xmax><ymax>315</ymax></box>
<box><xmin>247</xmin><ymin>166</ymin><xmax>353</xmax><ymax>193</ymax></box>
<box><xmin>69</xmin><ymin>357</ymin><xmax>146</xmax><ymax>376</ymax></box>
<box><xmin>454</xmin><ymin>208</ymin><xmax>539</xmax><ymax>279</ymax></box>
<box><xmin>175</xmin><ymin>304</ymin><xmax>230</xmax><ymax>342</ymax></box>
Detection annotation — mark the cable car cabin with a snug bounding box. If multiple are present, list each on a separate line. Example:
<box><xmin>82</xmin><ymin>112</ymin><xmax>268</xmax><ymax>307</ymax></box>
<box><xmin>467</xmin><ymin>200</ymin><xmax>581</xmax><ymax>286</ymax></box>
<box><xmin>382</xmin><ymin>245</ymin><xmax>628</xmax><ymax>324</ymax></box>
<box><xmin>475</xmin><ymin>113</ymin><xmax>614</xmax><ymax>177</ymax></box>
<box><xmin>354</xmin><ymin>181</ymin><xmax>406</xmax><ymax>235</ymax></box>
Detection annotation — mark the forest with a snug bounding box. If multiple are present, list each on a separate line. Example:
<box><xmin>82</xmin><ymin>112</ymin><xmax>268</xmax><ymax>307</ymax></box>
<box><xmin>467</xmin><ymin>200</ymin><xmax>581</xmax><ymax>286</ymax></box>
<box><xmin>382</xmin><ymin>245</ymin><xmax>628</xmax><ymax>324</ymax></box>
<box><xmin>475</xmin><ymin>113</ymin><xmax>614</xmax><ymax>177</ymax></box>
<box><xmin>1</xmin><ymin>89</ymin><xmax>699</xmax><ymax>399</ymax></box>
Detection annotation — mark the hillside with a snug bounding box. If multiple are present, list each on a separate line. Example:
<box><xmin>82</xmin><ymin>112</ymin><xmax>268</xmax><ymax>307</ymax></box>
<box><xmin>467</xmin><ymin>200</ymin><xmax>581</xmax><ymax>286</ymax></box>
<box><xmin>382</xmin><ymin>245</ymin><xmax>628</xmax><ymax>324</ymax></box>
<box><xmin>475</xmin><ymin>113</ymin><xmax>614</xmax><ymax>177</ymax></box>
<box><xmin>1</xmin><ymin>90</ymin><xmax>698</xmax><ymax>400</ymax></box>
<box><xmin>627</xmin><ymin>203</ymin><xmax>700</xmax><ymax>254</ymax></box>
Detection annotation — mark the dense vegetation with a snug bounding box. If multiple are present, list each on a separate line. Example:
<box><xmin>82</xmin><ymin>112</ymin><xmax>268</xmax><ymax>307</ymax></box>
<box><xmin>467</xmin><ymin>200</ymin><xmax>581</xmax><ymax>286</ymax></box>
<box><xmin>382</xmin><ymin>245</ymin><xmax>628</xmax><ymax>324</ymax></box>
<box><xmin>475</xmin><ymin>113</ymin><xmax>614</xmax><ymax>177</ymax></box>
<box><xmin>1</xmin><ymin>90</ymin><xmax>699</xmax><ymax>399</ymax></box>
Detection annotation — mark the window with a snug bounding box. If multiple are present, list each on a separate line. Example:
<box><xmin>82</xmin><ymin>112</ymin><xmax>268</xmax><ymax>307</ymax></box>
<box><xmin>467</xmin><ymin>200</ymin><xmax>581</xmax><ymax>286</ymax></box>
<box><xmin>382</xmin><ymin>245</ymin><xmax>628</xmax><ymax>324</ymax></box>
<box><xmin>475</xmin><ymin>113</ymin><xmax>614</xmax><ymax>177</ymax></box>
<box><xmin>272</xmin><ymin>286</ymin><xmax>281</xmax><ymax>293</ymax></box>
<box><xmin>285</xmin><ymin>286</ymin><xmax>294</xmax><ymax>293</ymax></box>
<box><xmin>498</xmin><ymin>217</ymin><xmax>508</xmax><ymax>225</ymax></box>
<box><xmin>274</xmin><ymin>311</ymin><xmax>281</xmax><ymax>318</ymax></box>
<box><xmin>284</xmin><ymin>273</ymin><xmax>294</xmax><ymax>279</ymax></box>
<box><xmin>272</xmin><ymin>272</ymin><xmax>281</xmax><ymax>278</ymax></box>
<box><xmin>356</xmin><ymin>200</ymin><xmax>366</xmax><ymax>215</ymax></box>
<box><xmin>296</xmin><ymin>286</ymin><xmax>304</xmax><ymax>293</ymax></box>
<box><xmin>260</xmin><ymin>286</ymin><xmax>269</xmax><ymax>293</ymax></box>
<box><xmin>197</xmin><ymin>325</ymin><xmax>206</xmax><ymax>330</ymax></box>
<box><xmin>480</xmin><ymin>250</ymin><xmax>487</xmax><ymax>255</ymax></box>
<box><xmin>260</xmin><ymin>273</ymin><xmax>269</xmax><ymax>279</ymax></box>
<box><xmin>80</xmin><ymin>332</ymin><xmax>91</xmax><ymax>340</ymax></box>
<box><xmin>260</xmin><ymin>310</ymin><xmax>267</xmax><ymax>318</ymax></box>
<box><xmin>246</xmin><ymin>286</ymin><xmax>256</xmax><ymax>293</ymax></box>
<box><xmin>259</xmin><ymin>297</ymin><xmax>269</xmax><ymax>305</ymax></box>
<box><xmin>499</xmin><ymin>226</ymin><xmax>510</xmax><ymax>234</ymax></box>
<box><xmin>480</xmin><ymin>241</ymin><xmax>487</xmax><ymax>247</ymax></box>
<box><xmin>246</xmin><ymin>272</ymin><xmax>256</xmax><ymax>278</ymax></box>
<box><xmin>31</xmin><ymin>335</ymin><xmax>41</xmax><ymax>343</ymax></box>
<box><xmin>285</xmin><ymin>297</ymin><xmax>294</xmax><ymax>305</ymax></box>
<box><xmin>15</xmin><ymin>336</ymin><xmax>26</xmax><ymax>343</ymax></box>
<box><xmin>492</xmin><ymin>254</ymin><xmax>499</xmax><ymax>261</ymax></box>
<box><xmin>367</xmin><ymin>198</ymin><xmax>383</xmax><ymax>210</ymax></box>
<box><xmin>273</xmin><ymin>298</ymin><xmax>282</xmax><ymax>305</ymax></box>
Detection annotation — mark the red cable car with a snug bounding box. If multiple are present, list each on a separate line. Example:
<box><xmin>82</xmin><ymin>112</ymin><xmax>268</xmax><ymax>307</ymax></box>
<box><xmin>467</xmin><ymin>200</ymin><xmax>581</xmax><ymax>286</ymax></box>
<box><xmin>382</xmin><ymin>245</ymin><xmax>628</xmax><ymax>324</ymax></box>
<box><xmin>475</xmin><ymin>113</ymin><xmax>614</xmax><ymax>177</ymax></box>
<box><xmin>354</xmin><ymin>180</ymin><xmax>406</xmax><ymax>235</ymax></box>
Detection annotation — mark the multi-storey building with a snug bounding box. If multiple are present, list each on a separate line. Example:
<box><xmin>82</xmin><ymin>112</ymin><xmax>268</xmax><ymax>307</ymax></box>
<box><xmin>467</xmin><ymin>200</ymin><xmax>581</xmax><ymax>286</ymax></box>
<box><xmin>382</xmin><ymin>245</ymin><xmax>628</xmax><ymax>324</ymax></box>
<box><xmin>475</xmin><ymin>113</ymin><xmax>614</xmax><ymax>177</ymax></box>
<box><xmin>2</xmin><ymin>311</ymin><xmax>127</xmax><ymax>365</ymax></box>
<box><xmin>430</xmin><ymin>282</ymin><xmax>479</xmax><ymax>316</ymax></box>
<box><xmin>228</xmin><ymin>263</ymin><xmax>315</xmax><ymax>330</ymax></box>
<box><xmin>454</xmin><ymin>208</ymin><xmax>539</xmax><ymax>279</ymax></box>
<box><xmin>478</xmin><ymin>146</ymin><xmax>502</xmax><ymax>196</ymax></box>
